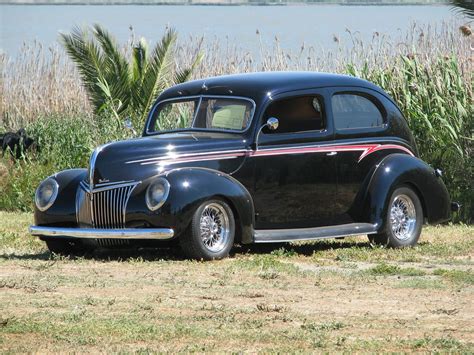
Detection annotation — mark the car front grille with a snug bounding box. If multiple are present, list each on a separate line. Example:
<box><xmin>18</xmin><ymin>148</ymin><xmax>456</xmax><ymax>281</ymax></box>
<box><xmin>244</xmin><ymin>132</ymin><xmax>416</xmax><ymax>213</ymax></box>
<box><xmin>76</xmin><ymin>181</ymin><xmax>140</xmax><ymax>229</ymax></box>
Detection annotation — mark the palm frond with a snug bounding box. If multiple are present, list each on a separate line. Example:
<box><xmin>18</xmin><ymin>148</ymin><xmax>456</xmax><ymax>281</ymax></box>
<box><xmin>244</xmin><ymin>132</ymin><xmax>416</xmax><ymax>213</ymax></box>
<box><xmin>130</xmin><ymin>38</ymin><xmax>149</xmax><ymax>112</ymax></box>
<box><xmin>92</xmin><ymin>24</ymin><xmax>131</xmax><ymax>115</ymax></box>
<box><xmin>450</xmin><ymin>0</ymin><xmax>474</xmax><ymax>19</ymax></box>
<box><xmin>138</xmin><ymin>28</ymin><xmax>177</xmax><ymax>124</ymax></box>
<box><xmin>174</xmin><ymin>52</ymin><xmax>203</xmax><ymax>84</ymax></box>
<box><xmin>59</xmin><ymin>26</ymin><xmax>107</xmax><ymax>113</ymax></box>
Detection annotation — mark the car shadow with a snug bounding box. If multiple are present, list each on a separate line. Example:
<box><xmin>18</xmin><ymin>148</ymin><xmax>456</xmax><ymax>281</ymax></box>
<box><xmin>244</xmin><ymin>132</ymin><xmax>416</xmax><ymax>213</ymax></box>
<box><xmin>232</xmin><ymin>239</ymin><xmax>373</xmax><ymax>257</ymax></box>
<box><xmin>1</xmin><ymin>238</ymin><xmax>381</xmax><ymax>262</ymax></box>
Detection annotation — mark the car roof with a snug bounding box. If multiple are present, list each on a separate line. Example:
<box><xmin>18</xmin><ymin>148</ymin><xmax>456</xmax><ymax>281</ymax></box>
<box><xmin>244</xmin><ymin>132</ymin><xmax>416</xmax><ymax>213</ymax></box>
<box><xmin>157</xmin><ymin>71</ymin><xmax>388</xmax><ymax>104</ymax></box>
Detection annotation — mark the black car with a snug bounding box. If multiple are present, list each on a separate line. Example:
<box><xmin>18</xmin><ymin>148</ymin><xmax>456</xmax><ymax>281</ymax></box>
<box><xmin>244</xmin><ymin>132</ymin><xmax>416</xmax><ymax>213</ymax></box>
<box><xmin>30</xmin><ymin>72</ymin><xmax>455</xmax><ymax>260</ymax></box>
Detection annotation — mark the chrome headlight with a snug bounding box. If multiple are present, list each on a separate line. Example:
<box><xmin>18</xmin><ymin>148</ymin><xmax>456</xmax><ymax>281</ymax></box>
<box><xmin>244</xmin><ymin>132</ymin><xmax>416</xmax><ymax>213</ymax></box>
<box><xmin>145</xmin><ymin>178</ymin><xmax>170</xmax><ymax>211</ymax></box>
<box><xmin>35</xmin><ymin>177</ymin><xmax>59</xmax><ymax>212</ymax></box>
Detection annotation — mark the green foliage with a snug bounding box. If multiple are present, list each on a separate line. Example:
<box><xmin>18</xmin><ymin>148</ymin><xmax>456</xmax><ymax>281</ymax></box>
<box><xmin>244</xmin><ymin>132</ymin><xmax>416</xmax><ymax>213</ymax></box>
<box><xmin>450</xmin><ymin>0</ymin><xmax>474</xmax><ymax>18</ymax></box>
<box><xmin>0</xmin><ymin>114</ymin><xmax>128</xmax><ymax>211</ymax></box>
<box><xmin>59</xmin><ymin>24</ymin><xmax>201</xmax><ymax>128</ymax></box>
<box><xmin>433</xmin><ymin>268</ymin><xmax>474</xmax><ymax>285</ymax></box>
<box><xmin>346</xmin><ymin>55</ymin><xmax>473</xmax><ymax>222</ymax></box>
<box><xmin>367</xmin><ymin>262</ymin><xmax>426</xmax><ymax>276</ymax></box>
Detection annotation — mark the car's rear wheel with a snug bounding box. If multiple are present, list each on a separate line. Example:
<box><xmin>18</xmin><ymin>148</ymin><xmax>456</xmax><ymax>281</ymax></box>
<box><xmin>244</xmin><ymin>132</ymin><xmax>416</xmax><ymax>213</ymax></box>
<box><xmin>180</xmin><ymin>199</ymin><xmax>235</xmax><ymax>260</ymax></box>
<box><xmin>369</xmin><ymin>186</ymin><xmax>423</xmax><ymax>248</ymax></box>
<box><xmin>45</xmin><ymin>238</ymin><xmax>83</xmax><ymax>256</ymax></box>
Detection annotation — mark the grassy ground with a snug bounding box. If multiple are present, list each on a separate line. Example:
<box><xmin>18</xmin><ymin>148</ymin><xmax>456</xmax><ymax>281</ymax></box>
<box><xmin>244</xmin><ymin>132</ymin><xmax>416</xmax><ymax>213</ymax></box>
<box><xmin>0</xmin><ymin>211</ymin><xmax>473</xmax><ymax>352</ymax></box>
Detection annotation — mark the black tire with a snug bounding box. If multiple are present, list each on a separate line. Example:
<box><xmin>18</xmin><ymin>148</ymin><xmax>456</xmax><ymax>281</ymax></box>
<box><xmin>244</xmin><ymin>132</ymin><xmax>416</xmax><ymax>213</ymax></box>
<box><xmin>180</xmin><ymin>199</ymin><xmax>235</xmax><ymax>260</ymax></box>
<box><xmin>369</xmin><ymin>185</ymin><xmax>423</xmax><ymax>248</ymax></box>
<box><xmin>45</xmin><ymin>238</ymin><xmax>84</xmax><ymax>256</ymax></box>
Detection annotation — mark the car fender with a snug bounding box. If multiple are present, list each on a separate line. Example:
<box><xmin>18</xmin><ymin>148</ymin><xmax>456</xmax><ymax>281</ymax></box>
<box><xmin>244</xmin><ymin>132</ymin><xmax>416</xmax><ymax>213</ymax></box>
<box><xmin>356</xmin><ymin>154</ymin><xmax>451</xmax><ymax>230</ymax></box>
<box><xmin>34</xmin><ymin>168</ymin><xmax>87</xmax><ymax>226</ymax></box>
<box><xmin>132</xmin><ymin>167</ymin><xmax>255</xmax><ymax>243</ymax></box>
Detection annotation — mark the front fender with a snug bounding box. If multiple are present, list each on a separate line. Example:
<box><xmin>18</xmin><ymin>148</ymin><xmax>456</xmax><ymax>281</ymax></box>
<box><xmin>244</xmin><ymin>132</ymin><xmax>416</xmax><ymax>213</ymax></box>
<box><xmin>34</xmin><ymin>169</ymin><xmax>87</xmax><ymax>226</ymax></box>
<box><xmin>359</xmin><ymin>154</ymin><xmax>451</xmax><ymax>229</ymax></box>
<box><xmin>128</xmin><ymin>168</ymin><xmax>255</xmax><ymax>243</ymax></box>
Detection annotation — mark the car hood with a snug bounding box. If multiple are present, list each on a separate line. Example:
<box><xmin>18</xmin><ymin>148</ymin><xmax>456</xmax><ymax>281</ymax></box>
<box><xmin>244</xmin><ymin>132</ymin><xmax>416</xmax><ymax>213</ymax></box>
<box><xmin>89</xmin><ymin>131</ymin><xmax>250</xmax><ymax>186</ymax></box>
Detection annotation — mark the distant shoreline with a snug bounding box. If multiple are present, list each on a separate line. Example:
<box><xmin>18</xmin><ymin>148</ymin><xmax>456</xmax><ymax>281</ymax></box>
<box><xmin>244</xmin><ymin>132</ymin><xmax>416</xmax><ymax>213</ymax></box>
<box><xmin>0</xmin><ymin>0</ymin><xmax>450</xmax><ymax>5</ymax></box>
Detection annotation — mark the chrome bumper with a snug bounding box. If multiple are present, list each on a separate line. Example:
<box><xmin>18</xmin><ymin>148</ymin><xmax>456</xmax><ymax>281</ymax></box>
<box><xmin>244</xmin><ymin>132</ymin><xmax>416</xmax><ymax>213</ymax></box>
<box><xmin>29</xmin><ymin>226</ymin><xmax>174</xmax><ymax>240</ymax></box>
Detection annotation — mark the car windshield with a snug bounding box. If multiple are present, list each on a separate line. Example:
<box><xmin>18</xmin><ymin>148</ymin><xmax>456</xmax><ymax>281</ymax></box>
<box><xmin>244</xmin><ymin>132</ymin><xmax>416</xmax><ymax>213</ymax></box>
<box><xmin>148</xmin><ymin>97</ymin><xmax>254</xmax><ymax>133</ymax></box>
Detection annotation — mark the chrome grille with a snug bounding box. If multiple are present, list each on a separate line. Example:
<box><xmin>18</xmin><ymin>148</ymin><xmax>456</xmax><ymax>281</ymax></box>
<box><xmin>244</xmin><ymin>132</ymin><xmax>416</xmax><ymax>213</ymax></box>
<box><xmin>76</xmin><ymin>181</ymin><xmax>139</xmax><ymax>229</ymax></box>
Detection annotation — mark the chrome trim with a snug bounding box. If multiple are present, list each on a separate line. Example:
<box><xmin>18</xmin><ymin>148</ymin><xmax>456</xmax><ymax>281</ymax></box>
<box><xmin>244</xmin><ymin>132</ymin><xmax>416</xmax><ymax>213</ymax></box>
<box><xmin>88</xmin><ymin>142</ymin><xmax>112</xmax><ymax>190</ymax></box>
<box><xmin>199</xmin><ymin>202</ymin><xmax>231</xmax><ymax>253</ymax></box>
<box><xmin>254</xmin><ymin>223</ymin><xmax>378</xmax><ymax>243</ymax></box>
<box><xmin>76</xmin><ymin>180</ymin><xmax>141</xmax><ymax>228</ymax></box>
<box><xmin>80</xmin><ymin>180</ymin><xmax>139</xmax><ymax>193</ymax></box>
<box><xmin>390</xmin><ymin>194</ymin><xmax>417</xmax><ymax>241</ymax></box>
<box><xmin>30</xmin><ymin>226</ymin><xmax>174</xmax><ymax>240</ymax></box>
<box><xmin>145</xmin><ymin>95</ymin><xmax>257</xmax><ymax>135</ymax></box>
<box><xmin>35</xmin><ymin>177</ymin><xmax>59</xmax><ymax>212</ymax></box>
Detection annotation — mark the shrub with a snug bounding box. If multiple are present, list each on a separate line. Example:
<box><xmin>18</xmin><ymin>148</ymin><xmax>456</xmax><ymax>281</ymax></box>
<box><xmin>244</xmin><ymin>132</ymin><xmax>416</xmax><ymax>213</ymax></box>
<box><xmin>346</xmin><ymin>55</ymin><xmax>473</xmax><ymax>222</ymax></box>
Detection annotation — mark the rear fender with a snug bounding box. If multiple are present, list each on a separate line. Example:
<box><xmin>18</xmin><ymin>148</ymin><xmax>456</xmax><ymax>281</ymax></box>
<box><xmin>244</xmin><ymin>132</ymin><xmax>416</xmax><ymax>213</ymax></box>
<box><xmin>358</xmin><ymin>154</ymin><xmax>451</xmax><ymax>230</ymax></box>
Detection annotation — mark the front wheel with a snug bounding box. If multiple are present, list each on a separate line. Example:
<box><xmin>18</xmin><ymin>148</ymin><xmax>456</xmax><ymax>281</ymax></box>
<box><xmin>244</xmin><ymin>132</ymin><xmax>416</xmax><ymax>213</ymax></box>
<box><xmin>180</xmin><ymin>199</ymin><xmax>235</xmax><ymax>260</ymax></box>
<box><xmin>369</xmin><ymin>186</ymin><xmax>423</xmax><ymax>248</ymax></box>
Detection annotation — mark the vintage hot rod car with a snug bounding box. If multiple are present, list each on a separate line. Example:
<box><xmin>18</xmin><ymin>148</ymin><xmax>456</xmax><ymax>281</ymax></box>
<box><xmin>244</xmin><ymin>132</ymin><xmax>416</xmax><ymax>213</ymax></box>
<box><xmin>30</xmin><ymin>72</ymin><xmax>456</xmax><ymax>260</ymax></box>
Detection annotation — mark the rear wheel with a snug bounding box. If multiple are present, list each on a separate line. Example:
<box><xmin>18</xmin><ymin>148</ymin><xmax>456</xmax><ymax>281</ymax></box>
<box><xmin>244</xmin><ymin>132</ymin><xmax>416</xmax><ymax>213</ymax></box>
<box><xmin>180</xmin><ymin>199</ymin><xmax>235</xmax><ymax>260</ymax></box>
<box><xmin>369</xmin><ymin>186</ymin><xmax>423</xmax><ymax>248</ymax></box>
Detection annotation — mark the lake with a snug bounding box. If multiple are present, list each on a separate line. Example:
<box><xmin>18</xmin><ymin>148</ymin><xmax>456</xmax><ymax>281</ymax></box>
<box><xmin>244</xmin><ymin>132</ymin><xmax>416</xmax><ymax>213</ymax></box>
<box><xmin>0</xmin><ymin>4</ymin><xmax>462</xmax><ymax>56</ymax></box>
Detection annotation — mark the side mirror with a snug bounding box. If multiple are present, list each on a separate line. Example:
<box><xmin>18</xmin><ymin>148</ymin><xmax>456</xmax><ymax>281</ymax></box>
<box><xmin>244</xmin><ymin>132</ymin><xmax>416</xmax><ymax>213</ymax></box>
<box><xmin>255</xmin><ymin>117</ymin><xmax>279</xmax><ymax>150</ymax></box>
<box><xmin>266</xmin><ymin>117</ymin><xmax>279</xmax><ymax>131</ymax></box>
<box><xmin>124</xmin><ymin>117</ymin><xmax>137</xmax><ymax>135</ymax></box>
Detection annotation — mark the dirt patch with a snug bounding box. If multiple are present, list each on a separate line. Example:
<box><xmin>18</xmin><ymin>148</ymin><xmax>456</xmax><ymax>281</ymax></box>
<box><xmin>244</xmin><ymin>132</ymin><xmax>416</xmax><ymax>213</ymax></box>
<box><xmin>0</xmin><ymin>214</ymin><xmax>473</xmax><ymax>352</ymax></box>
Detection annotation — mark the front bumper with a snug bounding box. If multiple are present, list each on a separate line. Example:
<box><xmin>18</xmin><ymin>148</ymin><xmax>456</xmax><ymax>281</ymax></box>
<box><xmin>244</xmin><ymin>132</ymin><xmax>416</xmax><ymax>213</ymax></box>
<box><xmin>29</xmin><ymin>226</ymin><xmax>175</xmax><ymax>240</ymax></box>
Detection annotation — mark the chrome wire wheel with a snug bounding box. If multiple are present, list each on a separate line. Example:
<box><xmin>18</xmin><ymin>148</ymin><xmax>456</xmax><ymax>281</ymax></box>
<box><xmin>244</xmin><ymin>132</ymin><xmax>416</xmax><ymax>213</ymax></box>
<box><xmin>390</xmin><ymin>194</ymin><xmax>417</xmax><ymax>241</ymax></box>
<box><xmin>199</xmin><ymin>202</ymin><xmax>230</xmax><ymax>253</ymax></box>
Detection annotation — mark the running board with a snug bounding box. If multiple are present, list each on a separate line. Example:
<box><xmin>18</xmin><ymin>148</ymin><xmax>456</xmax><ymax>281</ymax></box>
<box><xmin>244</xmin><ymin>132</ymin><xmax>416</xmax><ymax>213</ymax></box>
<box><xmin>253</xmin><ymin>223</ymin><xmax>378</xmax><ymax>243</ymax></box>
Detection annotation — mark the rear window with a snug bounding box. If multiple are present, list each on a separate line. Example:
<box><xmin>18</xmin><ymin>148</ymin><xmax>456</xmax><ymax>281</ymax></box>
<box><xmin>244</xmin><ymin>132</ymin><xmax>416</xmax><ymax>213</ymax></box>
<box><xmin>332</xmin><ymin>93</ymin><xmax>384</xmax><ymax>130</ymax></box>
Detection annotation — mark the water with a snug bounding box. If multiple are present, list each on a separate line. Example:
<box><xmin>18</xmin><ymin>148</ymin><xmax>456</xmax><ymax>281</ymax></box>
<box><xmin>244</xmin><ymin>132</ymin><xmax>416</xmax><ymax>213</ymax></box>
<box><xmin>0</xmin><ymin>4</ymin><xmax>459</xmax><ymax>56</ymax></box>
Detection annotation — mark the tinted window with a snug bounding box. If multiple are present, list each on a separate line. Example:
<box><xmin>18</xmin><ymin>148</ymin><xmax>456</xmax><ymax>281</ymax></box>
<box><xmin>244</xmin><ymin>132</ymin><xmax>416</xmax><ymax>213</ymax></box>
<box><xmin>263</xmin><ymin>96</ymin><xmax>325</xmax><ymax>134</ymax></box>
<box><xmin>332</xmin><ymin>93</ymin><xmax>384</xmax><ymax>129</ymax></box>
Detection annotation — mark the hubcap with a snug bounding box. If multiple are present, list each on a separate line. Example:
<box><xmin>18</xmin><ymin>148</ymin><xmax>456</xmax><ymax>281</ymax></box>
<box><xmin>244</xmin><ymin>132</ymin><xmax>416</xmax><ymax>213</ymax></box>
<box><xmin>390</xmin><ymin>194</ymin><xmax>417</xmax><ymax>241</ymax></box>
<box><xmin>199</xmin><ymin>203</ymin><xmax>230</xmax><ymax>253</ymax></box>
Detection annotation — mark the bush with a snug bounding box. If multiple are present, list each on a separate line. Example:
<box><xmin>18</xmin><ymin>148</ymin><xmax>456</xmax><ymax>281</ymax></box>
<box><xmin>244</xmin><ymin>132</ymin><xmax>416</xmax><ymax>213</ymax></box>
<box><xmin>0</xmin><ymin>114</ymin><xmax>129</xmax><ymax>211</ymax></box>
<box><xmin>346</xmin><ymin>55</ymin><xmax>473</xmax><ymax>223</ymax></box>
<box><xmin>1</xmin><ymin>56</ymin><xmax>472</xmax><ymax>222</ymax></box>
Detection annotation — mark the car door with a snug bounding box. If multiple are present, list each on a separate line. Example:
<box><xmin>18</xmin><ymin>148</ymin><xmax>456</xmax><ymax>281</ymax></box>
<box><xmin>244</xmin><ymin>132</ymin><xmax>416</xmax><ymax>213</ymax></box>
<box><xmin>251</xmin><ymin>89</ymin><xmax>338</xmax><ymax>229</ymax></box>
<box><xmin>327</xmin><ymin>87</ymin><xmax>392</xmax><ymax>222</ymax></box>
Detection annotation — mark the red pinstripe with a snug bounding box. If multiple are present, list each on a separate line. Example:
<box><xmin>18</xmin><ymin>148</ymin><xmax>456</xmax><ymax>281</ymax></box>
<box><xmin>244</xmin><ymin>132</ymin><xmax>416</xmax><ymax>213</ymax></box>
<box><xmin>136</xmin><ymin>143</ymin><xmax>414</xmax><ymax>166</ymax></box>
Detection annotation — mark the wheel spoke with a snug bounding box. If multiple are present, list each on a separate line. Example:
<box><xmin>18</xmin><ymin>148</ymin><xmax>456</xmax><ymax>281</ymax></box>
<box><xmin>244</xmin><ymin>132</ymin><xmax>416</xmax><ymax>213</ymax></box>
<box><xmin>390</xmin><ymin>194</ymin><xmax>417</xmax><ymax>241</ymax></box>
<box><xmin>198</xmin><ymin>203</ymin><xmax>230</xmax><ymax>253</ymax></box>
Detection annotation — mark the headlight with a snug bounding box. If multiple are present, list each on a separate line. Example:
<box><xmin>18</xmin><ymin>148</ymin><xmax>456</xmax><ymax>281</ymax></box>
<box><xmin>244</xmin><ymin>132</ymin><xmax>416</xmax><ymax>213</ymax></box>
<box><xmin>145</xmin><ymin>178</ymin><xmax>170</xmax><ymax>211</ymax></box>
<box><xmin>35</xmin><ymin>177</ymin><xmax>59</xmax><ymax>212</ymax></box>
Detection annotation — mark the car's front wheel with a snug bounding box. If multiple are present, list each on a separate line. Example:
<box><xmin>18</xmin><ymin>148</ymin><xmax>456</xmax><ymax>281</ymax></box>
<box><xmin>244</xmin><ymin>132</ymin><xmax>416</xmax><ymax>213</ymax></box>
<box><xmin>180</xmin><ymin>199</ymin><xmax>235</xmax><ymax>260</ymax></box>
<box><xmin>369</xmin><ymin>186</ymin><xmax>423</xmax><ymax>248</ymax></box>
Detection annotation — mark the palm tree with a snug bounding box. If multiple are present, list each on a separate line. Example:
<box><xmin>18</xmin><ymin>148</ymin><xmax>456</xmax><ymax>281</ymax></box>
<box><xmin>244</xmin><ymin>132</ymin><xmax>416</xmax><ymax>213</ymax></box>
<box><xmin>60</xmin><ymin>24</ymin><xmax>201</xmax><ymax>129</ymax></box>
<box><xmin>450</xmin><ymin>0</ymin><xmax>474</xmax><ymax>19</ymax></box>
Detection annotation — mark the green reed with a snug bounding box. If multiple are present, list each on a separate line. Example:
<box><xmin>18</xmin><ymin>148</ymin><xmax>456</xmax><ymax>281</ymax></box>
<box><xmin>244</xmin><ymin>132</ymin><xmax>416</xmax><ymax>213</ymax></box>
<box><xmin>1</xmin><ymin>21</ymin><xmax>472</xmax><ymax>221</ymax></box>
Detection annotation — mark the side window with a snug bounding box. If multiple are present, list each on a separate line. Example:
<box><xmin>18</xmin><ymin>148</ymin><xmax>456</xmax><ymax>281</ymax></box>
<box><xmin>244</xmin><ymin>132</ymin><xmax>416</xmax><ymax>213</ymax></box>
<box><xmin>263</xmin><ymin>95</ymin><xmax>325</xmax><ymax>134</ymax></box>
<box><xmin>332</xmin><ymin>93</ymin><xmax>384</xmax><ymax>130</ymax></box>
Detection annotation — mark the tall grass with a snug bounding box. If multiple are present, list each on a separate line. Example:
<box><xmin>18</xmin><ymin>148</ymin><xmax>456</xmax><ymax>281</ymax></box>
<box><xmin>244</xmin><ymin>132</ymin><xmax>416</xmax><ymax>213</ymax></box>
<box><xmin>1</xmin><ymin>21</ymin><xmax>472</xmax><ymax>221</ymax></box>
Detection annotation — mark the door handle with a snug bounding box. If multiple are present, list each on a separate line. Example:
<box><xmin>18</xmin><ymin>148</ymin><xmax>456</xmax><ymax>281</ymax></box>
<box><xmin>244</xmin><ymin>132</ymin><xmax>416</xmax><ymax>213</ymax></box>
<box><xmin>326</xmin><ymin>151</ymin><xmax>338</xmax><ymax>156</ymax></box>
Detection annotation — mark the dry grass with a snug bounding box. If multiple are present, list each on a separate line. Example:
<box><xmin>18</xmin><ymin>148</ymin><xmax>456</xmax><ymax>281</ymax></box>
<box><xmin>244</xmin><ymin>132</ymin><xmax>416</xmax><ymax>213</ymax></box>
<box><xmin>1</xmin><ymin>20</ymin><xmax>472</xmax><ymax>129</ymax></box>
<box><xmin>0</xmin><ymin>211</ymin><xmax>473</xmax><ymax>352</ymax></box>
